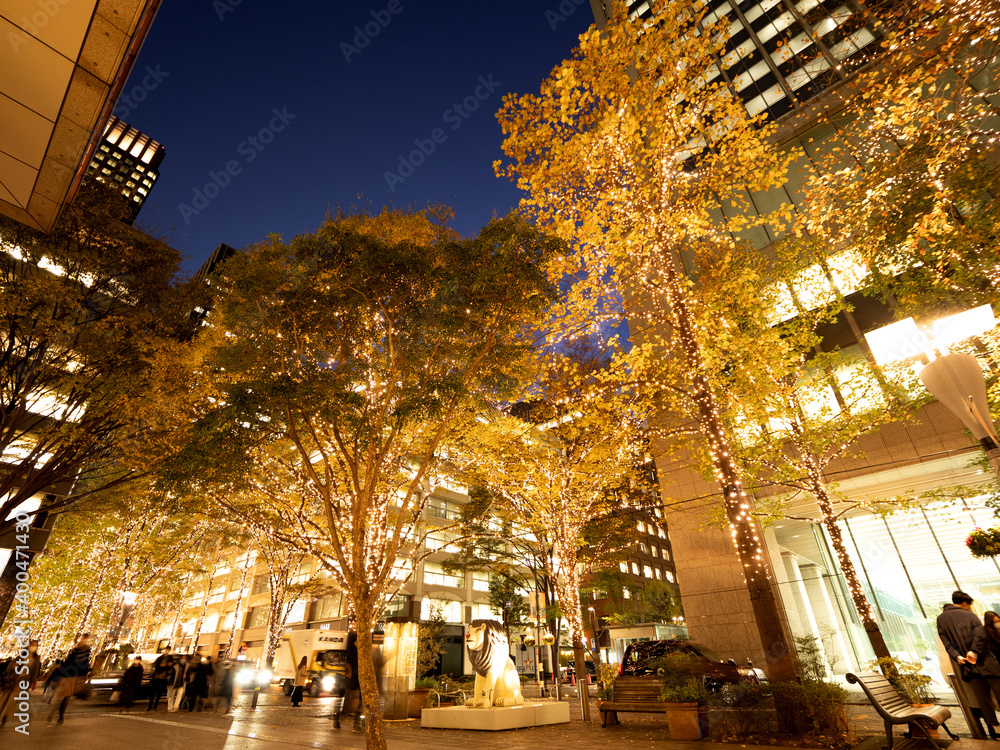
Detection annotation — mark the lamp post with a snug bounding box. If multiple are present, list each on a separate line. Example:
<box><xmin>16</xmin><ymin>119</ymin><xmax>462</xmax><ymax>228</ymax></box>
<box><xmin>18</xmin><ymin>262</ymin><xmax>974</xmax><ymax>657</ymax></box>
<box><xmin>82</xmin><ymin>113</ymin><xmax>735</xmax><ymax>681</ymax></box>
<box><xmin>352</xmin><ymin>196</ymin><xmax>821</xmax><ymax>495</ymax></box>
<box><xmin>101</xmin><ymin>590</ymin><xmax>137</xmax><ymax>669</ymax></box>
<box><xmin>864</xmin><ymin>304</ymin><xmax>1000</xmax><ymax>480</ymax></box>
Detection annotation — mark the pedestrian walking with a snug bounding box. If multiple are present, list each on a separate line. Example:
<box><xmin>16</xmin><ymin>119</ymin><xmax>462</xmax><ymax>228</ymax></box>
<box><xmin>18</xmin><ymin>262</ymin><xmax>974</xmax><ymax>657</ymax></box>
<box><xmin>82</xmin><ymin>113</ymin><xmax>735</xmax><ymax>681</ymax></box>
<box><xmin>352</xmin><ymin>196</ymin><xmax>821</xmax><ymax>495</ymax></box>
<box><xmin>938</xmin><ymin>590</ymin><xmax>1000</xmax><ymax>740</ymax></box>
<box><xmin>216</xmin><ymin>662</ymin><xmax>235</xmax><ymax>714</ymax></box>
<box><xmin>168</xmin><ymin>656</ymin><xmax>187</xmax><ymax>712</ymax></box>
<box><xmin>148</xmin><ymin>648</ymin><xmax>172</xmax><ymax>711</ymax></box>
<box><xmin>118</xmin><ymin>657</ymin><xmax>144</xmax><ymax>712</ymax></box>
<box><xmin>291</xmin><ymin>656</ymin><xmax>307</xmax><ymax>707</ymax></box>
<box><xmin>328</xmin><ymin>650</ymin><xmax>349</xmax><ymax>730</ymax></box>
<box><xmin>0</xmin><ymin>658</ymin><xmax>17</xmax><ymax>729</ymax></box>
<box><xmin>47</xmin><ymin>634</ymin><xmax>92</xmax><ymax>725</ymax></box>
<box><xmin>27</xmin><ymin>641</ymin><xmax>41</xmax><ymax>690</ymax></box>
<box><xmin>42</xmin><ymin>659</ymin><xmax>63</xmax><ymax>703</ymax></box>
<box><xmin>345</xmin><ymin>631</ymin><xmax>363</xmax><ymax>731</ymax></box>
<box><xmin>187</xmin><ymin>657</ymin><xmax>213</xmax><ymax>712</ymax></box>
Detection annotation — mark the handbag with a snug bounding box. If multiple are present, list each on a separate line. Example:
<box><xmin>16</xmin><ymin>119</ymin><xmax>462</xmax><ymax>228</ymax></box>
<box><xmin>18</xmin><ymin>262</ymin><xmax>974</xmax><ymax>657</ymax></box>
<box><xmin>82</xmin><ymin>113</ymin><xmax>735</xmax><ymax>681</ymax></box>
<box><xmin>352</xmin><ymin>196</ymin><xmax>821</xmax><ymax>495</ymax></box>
<box><xmin>960</xmin><ymin>660</ymin><xmax>977</xmax><ymax>683</ymax></box>
<box><xmin>110</xmin><ymin>690</ymin><xmax>121</xmax><ymax>703</ymax></box>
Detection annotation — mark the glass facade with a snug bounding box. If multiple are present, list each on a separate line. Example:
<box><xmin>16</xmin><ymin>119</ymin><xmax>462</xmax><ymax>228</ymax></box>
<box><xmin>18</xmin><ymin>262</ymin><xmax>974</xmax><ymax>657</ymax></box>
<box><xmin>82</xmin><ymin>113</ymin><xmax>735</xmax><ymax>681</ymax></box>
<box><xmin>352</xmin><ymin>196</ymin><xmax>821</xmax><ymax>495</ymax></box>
<box><xmin>771</xmin><ymin>494</ymin><xmax>1000</xmax><ymax>688</ymax></box>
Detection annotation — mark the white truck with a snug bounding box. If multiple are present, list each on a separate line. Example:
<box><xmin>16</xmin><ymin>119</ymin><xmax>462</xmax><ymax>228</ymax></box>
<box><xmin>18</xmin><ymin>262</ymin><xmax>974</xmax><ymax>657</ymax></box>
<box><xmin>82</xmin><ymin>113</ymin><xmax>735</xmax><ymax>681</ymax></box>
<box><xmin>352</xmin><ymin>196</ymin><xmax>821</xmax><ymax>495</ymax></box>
<box><xmin>274</xmin><ymin>629</ymin><xmax>349</xmax><ymax>696</ymax></box>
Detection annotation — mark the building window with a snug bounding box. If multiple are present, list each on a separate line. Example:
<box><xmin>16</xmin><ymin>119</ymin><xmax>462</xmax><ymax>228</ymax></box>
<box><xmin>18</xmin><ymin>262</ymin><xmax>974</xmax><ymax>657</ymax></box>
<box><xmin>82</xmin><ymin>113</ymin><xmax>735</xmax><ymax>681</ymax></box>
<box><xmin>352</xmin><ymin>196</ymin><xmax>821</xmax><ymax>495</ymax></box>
<box><xmin>643</xmin><ymin>565</ymin><xmax>653</xmax><ymax>578</ymax></box>
<box><xmin>639</xmin><ymin>542</ymin><xmax>648</xmax><ymax>554</ymax></box>
<box><xmin>619</xmin><ymin>561</ymin><xmax>628</xmax><ymax>573</ymax></box>
<box><xmin>392</xmin><ymin>557</ymin><xmax>413</xmax><ymax>581</ymax></box>
<box><xmin>423</xmin><ymin>561</ymin><xmax>463</xmax><ymax>588</ymax></box>
<box><xmin>654</xmin><ymin>568</ymin><xmax>662</xmax><ymax>580</ymax></box>
<box><xmin>665</xmin><ymin>570</ymin><xmax>675</xmax><ymax>583</ymax></box>
<box><xmin>651</xmin><ymin>546</ymin><xmax>658</xmax><ymax>558</ymax></box>
<box><xmin>247</xmin><ymin>606</ymin><xmax>268</xmax><ymax>628</ymax></box>
<box><xmin>471</xmin><ymin>602</ymin><xmax>494</xmax><ymax>620</ymax></box>
<box><xmin>316</xmin><ymin>593</ymin><xmax>343</xmax><ymax>620</ymax></box>
<box><xmin>631</xmin><ymin>562</ymin><xmax>639</xmax><ymax>575</ymax></box>
<box><xmin>428</xmin><ymin>496</ymin><xmax>462</xmax><ymax>520</ymax></box>
<box><xmin>384</xmin><ymin>594</ymin><xmax>411</xmax><ymax>619</ymax></box>
<box><xmin>420</xmin><ymin>598</ymin><xmax>461</xmax><ymax>622</ymax></box>
<box><xmin>472</xmin><ymin>570</ymin><xmax>491</xmax><ymax>592</ymax></box>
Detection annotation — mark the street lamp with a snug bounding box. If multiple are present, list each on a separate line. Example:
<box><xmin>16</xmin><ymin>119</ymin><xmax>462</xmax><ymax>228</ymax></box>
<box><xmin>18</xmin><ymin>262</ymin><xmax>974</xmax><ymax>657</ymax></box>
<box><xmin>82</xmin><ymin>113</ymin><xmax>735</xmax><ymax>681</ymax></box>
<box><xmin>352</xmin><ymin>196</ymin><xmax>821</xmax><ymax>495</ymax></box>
<box><xmin>864</xmin><ymin>304</ymin><xmax>1000</xmax><ymax>479</ymax></box>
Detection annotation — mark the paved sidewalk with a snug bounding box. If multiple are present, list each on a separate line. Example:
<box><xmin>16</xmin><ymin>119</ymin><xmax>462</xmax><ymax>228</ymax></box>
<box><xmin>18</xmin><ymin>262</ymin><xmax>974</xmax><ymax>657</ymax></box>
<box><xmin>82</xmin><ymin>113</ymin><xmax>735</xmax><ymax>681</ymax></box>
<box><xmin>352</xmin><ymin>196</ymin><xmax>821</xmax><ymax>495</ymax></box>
<box><xmin>1</xmin><ymin>687</ymin><xmax>990</xmax><ymax>750</ymax></box>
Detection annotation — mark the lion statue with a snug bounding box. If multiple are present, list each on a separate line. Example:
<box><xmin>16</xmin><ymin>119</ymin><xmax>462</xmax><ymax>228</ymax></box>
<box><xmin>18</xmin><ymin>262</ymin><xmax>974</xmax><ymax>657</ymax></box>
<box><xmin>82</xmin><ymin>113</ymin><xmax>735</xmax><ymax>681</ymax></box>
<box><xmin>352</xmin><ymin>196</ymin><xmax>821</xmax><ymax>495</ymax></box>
<box><xmin>465</xmin><ymin>619</ymin><xmax>524</xmax><ymax>708</ymax></box>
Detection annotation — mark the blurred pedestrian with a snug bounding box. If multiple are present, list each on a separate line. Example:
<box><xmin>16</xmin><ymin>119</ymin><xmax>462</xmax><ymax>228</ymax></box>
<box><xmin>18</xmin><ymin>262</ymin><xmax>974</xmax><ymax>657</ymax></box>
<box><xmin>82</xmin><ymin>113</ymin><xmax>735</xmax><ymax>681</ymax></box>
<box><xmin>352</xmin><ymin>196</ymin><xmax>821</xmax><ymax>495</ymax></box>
<box><xmin>328</xmin><ymin>650</ymin><xmax>349</xmax><ymax>730</ymax></box>
<box><xmin>27</xmin><ymin>641</ymin><xmax>41</xmax><ymax>690</ymax></box>
<box><xmin>0</xmin><ymin>657</ymin><xmax>17</xmax><ymax>729</ymax></box>
<box><xmin>42</xmin><ymin>659</ymin><xmax>63</xmax><ymax>703</ymax></box>
<box><xmin>187</xmin><ymin>657</ymin><xmax>213</xmax><ymax>712</ymax></box>
<box><xmin>118</xmin><ymin>657</ymin><xmax>144</xmax><ymax>712</ymax></box>
<box><xmin>217</xmin><ymin>662</ymin><xmax>235</xmax><ymax>714</ymax></box>
<box><xmin>291</xmin><ymin>656</ymin><xmax>307</xmax><ymax>707</ymax></box>
<box><xmin>345</xmin><ymin>631</ymin><xmax>363</xmax><ymax>731</ymax></box>
<box><xmin>168</xmin><ymin>655</ymin><xmax>187</xmax><ymax>712</ymax></box>
<box><xmin>47</xmin><ymin>634</ymin><xmax>92</xmax><ymax>725</ymax></box>
<box><xmin>148</xmin><ymin>648</ymin><xmax>172</xmax><ymax>711</ymax></box>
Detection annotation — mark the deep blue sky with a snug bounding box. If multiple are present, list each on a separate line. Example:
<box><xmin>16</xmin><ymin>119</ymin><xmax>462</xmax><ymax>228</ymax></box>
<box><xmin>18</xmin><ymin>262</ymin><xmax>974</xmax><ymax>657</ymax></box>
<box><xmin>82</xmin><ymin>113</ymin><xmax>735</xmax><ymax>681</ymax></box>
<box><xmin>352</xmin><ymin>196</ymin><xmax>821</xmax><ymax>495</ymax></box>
<box><xmin>122</xmin><ymin>1</ymin><xmax>594</xmax><ymax>276</ymax></box>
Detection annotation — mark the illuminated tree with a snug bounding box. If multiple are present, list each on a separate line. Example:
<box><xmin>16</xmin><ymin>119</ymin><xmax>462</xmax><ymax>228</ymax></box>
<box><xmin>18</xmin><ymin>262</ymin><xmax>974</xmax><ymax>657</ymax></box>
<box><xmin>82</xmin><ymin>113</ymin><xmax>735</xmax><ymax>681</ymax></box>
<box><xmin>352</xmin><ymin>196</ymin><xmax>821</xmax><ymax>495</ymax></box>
<box><xmin>472</xmin><ymin>339</ymin><xmax>649</xmax><ymax>717</ymax></box>
<box><xmin>798</xmin><ymin>0</ymin><xmax>1000</xmax><ymax>317</ymax></box>
<box><xmin>170</xmin><ymin>208</ymin><xmax>557</xmax><ymax>750</ymax></box>
<box><xmin>497</xmin><ymin>1</ymin><xmax>801</xmax><ymax>679</ymax></box>
<box><xmin>0</xmin><ymin>182</ymin><xmax>206</xmax><ymax>625</ymax></box>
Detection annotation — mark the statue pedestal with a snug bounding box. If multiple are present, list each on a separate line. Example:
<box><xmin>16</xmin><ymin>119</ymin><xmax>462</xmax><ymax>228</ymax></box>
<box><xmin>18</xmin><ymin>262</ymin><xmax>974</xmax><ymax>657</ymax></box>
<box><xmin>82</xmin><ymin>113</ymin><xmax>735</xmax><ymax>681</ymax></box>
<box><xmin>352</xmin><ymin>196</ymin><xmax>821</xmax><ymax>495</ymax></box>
<box><xmin>420</xmin><ymin>702</ymin><xmax>570</xmax><ymax>731</ymax></box>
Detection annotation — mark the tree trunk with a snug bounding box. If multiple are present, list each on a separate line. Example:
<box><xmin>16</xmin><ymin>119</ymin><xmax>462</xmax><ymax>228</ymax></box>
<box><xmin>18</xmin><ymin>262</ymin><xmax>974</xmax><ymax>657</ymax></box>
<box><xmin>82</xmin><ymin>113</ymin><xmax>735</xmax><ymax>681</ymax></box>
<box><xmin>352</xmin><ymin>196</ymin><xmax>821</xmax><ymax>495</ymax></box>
<box><xmin>659</xmin><ymin>247</ymin><xmax>798</xmax><ymax>682</ymax></box>
<box><xmin>355</xmin><ymin>616</ymin><xmax>387</xmax><ymax>750</ymax></box>
<box><xmin>807</xmin><ymin>463</ymin><xmax>895</xmax><ymax>668</ymax></box>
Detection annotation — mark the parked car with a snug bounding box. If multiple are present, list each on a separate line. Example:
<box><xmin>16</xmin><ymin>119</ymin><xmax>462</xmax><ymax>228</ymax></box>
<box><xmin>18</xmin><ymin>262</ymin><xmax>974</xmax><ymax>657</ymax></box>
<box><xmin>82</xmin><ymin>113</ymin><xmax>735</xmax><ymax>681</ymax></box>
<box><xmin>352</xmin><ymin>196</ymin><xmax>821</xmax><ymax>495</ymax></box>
<box><xmin>619</xmin><ymin>639</ymin><xmax>766</xmax><ymax>691</ymax></box>
<box><xmin>563</xmin><ymin>660</ymin><xmax>597</xmax><ymax>680</ymax></box>
<box><xmin>86</xmin><ymin>655</ymin><xmax>157</xmax><ymax>702</ymax></box>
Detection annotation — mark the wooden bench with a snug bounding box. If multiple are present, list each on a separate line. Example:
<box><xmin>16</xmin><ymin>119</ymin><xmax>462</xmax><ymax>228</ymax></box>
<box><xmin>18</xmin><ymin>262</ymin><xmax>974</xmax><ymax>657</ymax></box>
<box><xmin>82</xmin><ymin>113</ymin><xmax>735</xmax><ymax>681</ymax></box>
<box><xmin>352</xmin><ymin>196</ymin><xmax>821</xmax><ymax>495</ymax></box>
<box><xmin>598</xmin><ymin>675</ymin><xmax>670</xmax><ymax>726</ymax></box>
<box><xmin>847</xmin><ymin>672</ymin><xmax>956</xmax><ymax>749</ymax></box>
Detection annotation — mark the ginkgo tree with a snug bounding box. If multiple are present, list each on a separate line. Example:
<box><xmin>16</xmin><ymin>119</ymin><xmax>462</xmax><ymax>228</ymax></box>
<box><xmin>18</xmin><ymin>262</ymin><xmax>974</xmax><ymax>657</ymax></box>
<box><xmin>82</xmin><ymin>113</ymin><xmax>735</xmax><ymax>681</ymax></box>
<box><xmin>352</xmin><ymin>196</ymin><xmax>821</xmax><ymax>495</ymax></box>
<box><xmin>470</xmin><ymin>338</ymin><xmax>650</xmax><ymax>719</ymax></box>
<box><xmin>496</xmin><ymin>0</ymin><xmax>802</xmax><ymax>679</ymax></box>
<box><xmin>169</xmin><ymin>208</ymin><xmax>558</xmax><ymax>750</ymax></box>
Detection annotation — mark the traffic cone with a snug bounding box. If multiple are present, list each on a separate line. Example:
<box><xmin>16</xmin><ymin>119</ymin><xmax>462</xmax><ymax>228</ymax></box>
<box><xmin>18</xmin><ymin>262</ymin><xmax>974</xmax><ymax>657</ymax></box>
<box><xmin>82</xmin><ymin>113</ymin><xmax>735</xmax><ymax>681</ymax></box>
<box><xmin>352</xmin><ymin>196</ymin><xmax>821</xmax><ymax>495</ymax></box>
<box><xmin>587</xmin><ymin>674</ymin><xmax>592</xmax><ymax>685</ymax></box>
<box><xmin>570</xmin><ymin>674</ymin><xmax>575</xmax><ymax>686</ymax></box>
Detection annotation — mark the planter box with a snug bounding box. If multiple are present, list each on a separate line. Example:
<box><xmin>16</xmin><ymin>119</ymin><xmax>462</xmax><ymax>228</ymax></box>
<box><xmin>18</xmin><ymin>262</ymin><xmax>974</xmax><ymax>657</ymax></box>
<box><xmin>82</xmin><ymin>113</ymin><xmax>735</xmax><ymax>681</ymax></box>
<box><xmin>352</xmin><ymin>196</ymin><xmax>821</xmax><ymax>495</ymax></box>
<box><xmin>665</xmin><ymin>702</ymin><xmax>705</xmax><ymax>740</ymax></box>
<box><xmin>408</xmin><ymin>688</ymin><xmax>432</xmax><ymax>718</ymax></box>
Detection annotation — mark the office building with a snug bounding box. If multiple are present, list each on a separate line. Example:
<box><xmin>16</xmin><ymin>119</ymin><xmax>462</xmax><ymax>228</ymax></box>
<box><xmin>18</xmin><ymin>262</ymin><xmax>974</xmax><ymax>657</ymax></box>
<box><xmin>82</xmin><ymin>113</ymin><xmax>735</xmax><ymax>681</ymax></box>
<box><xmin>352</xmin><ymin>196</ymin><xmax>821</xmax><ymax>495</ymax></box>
<box><xmin>0</xmin><ymin>1</ymin><xmax>162</xmax><ymax>232</ymax></box>
<box><xmin>84</xmin><ymin>117</ymin><xmax>165</xmax><ymax>223</ymax></box>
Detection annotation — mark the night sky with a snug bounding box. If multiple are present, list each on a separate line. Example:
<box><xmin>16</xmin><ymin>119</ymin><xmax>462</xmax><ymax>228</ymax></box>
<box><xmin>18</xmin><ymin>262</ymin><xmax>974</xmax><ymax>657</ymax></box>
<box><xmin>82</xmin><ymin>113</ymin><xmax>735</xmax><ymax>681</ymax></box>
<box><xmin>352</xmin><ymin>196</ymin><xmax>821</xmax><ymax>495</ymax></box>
<box><xmin>120</xmin><ymin>1</ymin><xmax>594</xmax><ymax>276</ymax></box>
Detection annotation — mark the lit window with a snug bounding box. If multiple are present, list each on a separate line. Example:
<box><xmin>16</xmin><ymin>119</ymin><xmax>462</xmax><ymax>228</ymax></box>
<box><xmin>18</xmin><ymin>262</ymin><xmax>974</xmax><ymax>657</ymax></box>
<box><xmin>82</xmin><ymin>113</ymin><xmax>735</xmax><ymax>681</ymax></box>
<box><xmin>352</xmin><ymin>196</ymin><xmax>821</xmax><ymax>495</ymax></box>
<box><xmin>665</xmin><ymin>570</ymin><xmax>675</xmax><ymax>583</ymax></box>
<box><xmin>654</xmin><ymin>568</ymin><xmax>661</xmax><ymax>580</ymax></box>
<box><xmin>631</xmin><ymin>562</ymin><xmax>639</xmax><ymax>575</ymax></box>
<box><xmin>619</xmin><ymin>561</ymin><xmax>628</xmax><ymax>573</ymax></box>
<box><xmin>639</xmin><ymin>542</ymin><xmax>648</xmax><ymax>554</ymax></box>
<box><xmin>643</xmin><ymin>565</ymin><xmax>653</xmax><ymax>578</ymax></box>
<box><xmin>651</xmin><ymin>546</ymin><xmax>658</xmax><ymax>558</ymax></box>
<box><xmin>472</xmin><ymin>570</ymin><xmax>490</xmax><ymax>592</ymax></box>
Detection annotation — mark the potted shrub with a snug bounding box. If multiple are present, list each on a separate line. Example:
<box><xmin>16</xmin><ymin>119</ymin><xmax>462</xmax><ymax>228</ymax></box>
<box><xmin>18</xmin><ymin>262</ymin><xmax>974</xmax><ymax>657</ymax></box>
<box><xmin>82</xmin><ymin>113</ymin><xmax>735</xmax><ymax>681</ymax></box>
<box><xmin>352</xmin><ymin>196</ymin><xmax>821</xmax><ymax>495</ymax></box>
<box><xmin>409</xmin><ymin>677</ymin><xmax>438</xmax><ymax>717</ymax></box>
<box><xmin>867</xmin><ymin>657</ymin><xmax>934</xmax><ymax>706</ymax></box>
<box><xmin>655</xmin><ymin>655</ymin><xmax>710</xmax><ymax>740</ymax></box>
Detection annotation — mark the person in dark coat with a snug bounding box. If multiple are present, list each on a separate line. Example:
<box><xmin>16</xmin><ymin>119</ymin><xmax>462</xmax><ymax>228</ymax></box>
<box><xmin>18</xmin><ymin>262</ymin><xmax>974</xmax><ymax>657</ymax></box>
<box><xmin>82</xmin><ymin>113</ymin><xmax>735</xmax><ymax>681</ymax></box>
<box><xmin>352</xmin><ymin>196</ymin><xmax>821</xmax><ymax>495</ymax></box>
<box><xmin>47</xmin><ymin>634</ymin><xmax>92</xmax><ymax>725</ymax></box>
<box><xmin>42</xmin><ymin>659</ymin><xmax>63</xmax><ymax>703</ymax></box>
<box><xmin>970</xmin><ymin>611</ymin><xmax>1000</xmax><ymax>714</ymax></box>
<box><xmin>148</xmin><ymin>648</ymin><xmax>172</xmax><ymax>710</ymax></box>
<box><xmin>345</xmin><ymin>631</ymin><xmax>363</xmax><ymax>731</ymax></box>
<box><xmin>27</xmin><ymin>641</ymin><xmax>41</xmax><ymax>690</ymax></box>
<box><xmin>216</xmin><ymin>662</ymin><xmax>235</xmax><ymax>714</ymax></box>
<box><xmin>187</xmin><ymin>657</ymin><xmax>214</xmax><ymax>712</ymax></box>
<box><xmin>938</xmin><ymin>590</ymin><xmax>1000</xmax><ymax>739</ymax></box>
<box><xmin>119</xmin><ymin>657</ymin><xmax>145</xmax><ymax>712</ymax></box>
